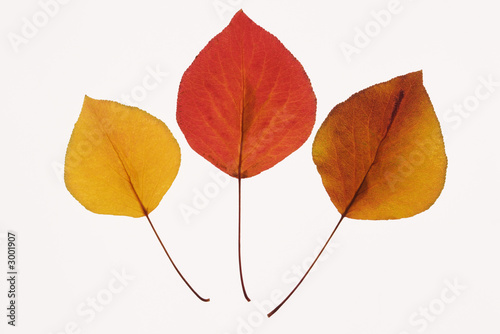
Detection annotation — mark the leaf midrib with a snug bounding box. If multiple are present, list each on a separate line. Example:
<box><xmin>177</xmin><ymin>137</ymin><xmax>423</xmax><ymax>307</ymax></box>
<box><xmin>341</xmin><ymin>89</ymin><xmax>405</xmax><ymax>218</ymax></box>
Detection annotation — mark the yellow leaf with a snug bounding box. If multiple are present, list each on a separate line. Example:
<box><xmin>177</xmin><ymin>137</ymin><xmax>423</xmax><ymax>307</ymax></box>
<box><xmin>64</xmin><ymin>96</ymin><xmax>208</xmax><ymax>302</ymax></box>
<box><xmin>64</xmin><ymin>96</ymin><xmax>180</xmax><ymax>218</ymax></box>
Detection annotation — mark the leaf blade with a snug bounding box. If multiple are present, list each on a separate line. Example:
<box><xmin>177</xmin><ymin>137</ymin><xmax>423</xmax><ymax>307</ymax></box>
<box><xmin>64</xmin><ymin>96</ymin><xmax>181</xmax><ymax>217</ymax></box>
<box><xmin>177</xmin><ymin>10</ymin><xmax>316</xmax><ymax>178</ymax></box>
<box><xmin>312</xmin><ymin>71</ymin><xmax>447</xmax><ymax>220</ymax></box>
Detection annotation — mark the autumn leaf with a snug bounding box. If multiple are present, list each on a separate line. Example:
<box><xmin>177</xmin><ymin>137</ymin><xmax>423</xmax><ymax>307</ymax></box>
<box><xmin>177</xmin><ymin>10</ymin><xmax>316</xmax><ymax>300</ymax></box>
<box><xmin>65</xmin><ymin>96</ymin><xmax>209</xmax><ymax>302</ymax></box>
<box><xmin>65</xmin><ymin>96</ymin><xmax>180</xmax><ymax>217</ymax></box>
<box><xmin>269</xmin><ymin>71</ymin><xmax>447</xmax><ymax>316</ymax></box>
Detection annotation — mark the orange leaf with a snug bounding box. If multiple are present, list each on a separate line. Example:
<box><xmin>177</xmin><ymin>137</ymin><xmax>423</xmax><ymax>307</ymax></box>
<box><xmin>269</xmin><ymin>71</ymin><xmax>447</xmax><ymax>317</ymax></box>
<box><xmin>312</xmin><ymin>70</ymin><xmax>447</xmax><ymax>219</ymax></box>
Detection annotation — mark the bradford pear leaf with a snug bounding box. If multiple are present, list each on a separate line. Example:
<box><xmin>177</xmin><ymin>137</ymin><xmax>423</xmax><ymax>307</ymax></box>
<box><xmin>177</xmin><ymin>10</ymin><xmax>316</xmax><ymax>179</ymax></box>
<box><xmin>65</xmin><ymin>96</ymin><xmax>209</xmax><ymax>302</ymax></box>
<box><xmin>65</xmin><ymin>96</ymin><xmax>180</xmax><ymax>217</ymax></box>
<box><xmin>269</xmin><ymin>71</ymin><xmax>447</xmax><ymax>316</ymax></box>
<box><xmin>313</xmin><ymin>70</ymin><xmax>447</xmax><ymax>219</ymax></box>
<box><xmin>176</xmin><ymin>10</ymin><xmax>316</xmax><ymax>301</ymax></box>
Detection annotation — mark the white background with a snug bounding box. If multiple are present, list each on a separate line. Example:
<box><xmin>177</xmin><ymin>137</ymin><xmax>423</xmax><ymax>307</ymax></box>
<box><xmin>1</xmin><ymin>0</ymin><xmax>500</xmax><ymax>333</ymax></box>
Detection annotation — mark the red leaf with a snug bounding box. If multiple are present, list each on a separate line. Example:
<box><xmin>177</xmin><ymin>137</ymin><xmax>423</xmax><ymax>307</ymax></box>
<box><xmin>177</xmin><ymin>10</ymin><xmax>316</xmax><ymax>179</ymax></box>
<box><xmin>177</xmin><ymin>10</ymin><xmax>316</xmax><ymax>301</ymax></box>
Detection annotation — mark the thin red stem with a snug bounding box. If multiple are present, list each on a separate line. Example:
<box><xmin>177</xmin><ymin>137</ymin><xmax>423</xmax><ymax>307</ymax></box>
<box><xmin>238</xmin><ymin>176</ymin><xmax>251</xmax><ymax>301</ymax></box>
<box><xmin>145</xmin><ymin>213</ymin><xmax>210</xmax><ymax>302</ymax></box>
<box><xmin>267</xmin><ymin>214</ymin><xmax>346</xmax><ymax>317</ymax></box>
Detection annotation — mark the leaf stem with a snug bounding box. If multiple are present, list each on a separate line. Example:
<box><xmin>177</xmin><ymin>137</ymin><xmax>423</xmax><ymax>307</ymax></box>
<box><xmin>145</xmin><ymin>213</ymin><xmax>210</xmax><ymax>302</ymax></box>
<box><xmin>238</xmin><ymin>176</ymin><xmax>251</xmax><ymax>301</ymax></box>
<box><xmin>267</xmin><ymin>214</ymin><xmax>346</xmax><ymax>317</ymax></box>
